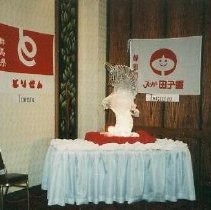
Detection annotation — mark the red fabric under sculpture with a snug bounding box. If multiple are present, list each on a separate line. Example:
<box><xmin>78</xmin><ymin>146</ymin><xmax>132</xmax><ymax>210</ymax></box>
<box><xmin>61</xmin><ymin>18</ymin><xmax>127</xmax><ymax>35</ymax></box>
<box><xmin>85</xmin><ymin>130</ymin><xmax>156</xmax><ymax>145</ymax></box>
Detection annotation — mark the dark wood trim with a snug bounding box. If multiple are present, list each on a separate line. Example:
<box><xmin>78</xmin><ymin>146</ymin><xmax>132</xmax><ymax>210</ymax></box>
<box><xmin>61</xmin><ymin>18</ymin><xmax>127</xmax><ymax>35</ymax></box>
<box><xmin>133</xmin><ymin>126</ymin><xmax>211</xmax><ymax>139</ymax></box>
<box><xmin>54</xmin><ymin>0</ymin><xmax>60</xmax><ymax>138</ymax></box>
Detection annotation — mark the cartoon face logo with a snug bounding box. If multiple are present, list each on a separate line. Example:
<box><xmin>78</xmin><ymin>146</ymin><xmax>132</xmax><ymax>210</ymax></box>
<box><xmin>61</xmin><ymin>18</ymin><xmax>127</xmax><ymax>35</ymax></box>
<box><xmin>150</xmin><ymin>48</ymin><xmax>177</xmax><ymax>76</ymax></box>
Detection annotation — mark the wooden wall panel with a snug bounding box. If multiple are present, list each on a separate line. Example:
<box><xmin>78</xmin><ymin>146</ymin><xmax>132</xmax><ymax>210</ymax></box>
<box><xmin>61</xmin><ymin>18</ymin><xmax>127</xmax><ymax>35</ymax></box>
<box><xmin>108</xmin><ymin>0</ymin><xmax>130</xmax><ymax>65</ymax></box>
<box><xmin>131</xmin><ymin>0</ymin><xmax>166</xmax><ymax>38</ymax></box>
<box><xmin>202</xmin><ymin>0</ymin><xmax>211</xmax><ymax>129</ymax></box>
<box><xmin>131</xmin><ymin>0</ymin><xmax>165</xmax><ymax>127</ymax></box>
<box><xmin>164</xmin><ymin>0</ymin><xmax>203</xmax><ymax>129</ymax></box>
<box><xmin>201</xmin><ymin>138</ymin><xmax>211</xmax><ymax>185</ymax></box>
<box><xmin>107</xmin><ymin>0</ymin><xmax>211</xmax><ymax>186</ymax></box>
<box><xmin>201</xmin><ymin>0</ymin><xmax>211</xmax><ymax>185</ymax></box>
<box><xmin>106</xmin><ymin>0</ymin><xmax>131</xmax><ymax>127</ymax></box>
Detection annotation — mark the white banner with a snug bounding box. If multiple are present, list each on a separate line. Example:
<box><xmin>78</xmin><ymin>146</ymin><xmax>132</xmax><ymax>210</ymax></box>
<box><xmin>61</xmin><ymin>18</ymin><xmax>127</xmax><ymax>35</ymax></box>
<box><xmin>130</xmin><ymin>36</ymin><xmax>202</xmax><ymax>95</ymax></box>
<box><xmin>0</xmin><ymin>23</ymin><xmax>54</xmax><ymax>103</ymax></box>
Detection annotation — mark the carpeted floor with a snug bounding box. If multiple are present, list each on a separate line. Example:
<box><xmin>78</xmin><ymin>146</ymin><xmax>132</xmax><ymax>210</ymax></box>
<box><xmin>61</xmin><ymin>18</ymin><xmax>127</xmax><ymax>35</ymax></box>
<box><xmin>2</xmin><ymin>185</ymin><xmax>211</xmax><ymax>210</ymax></box>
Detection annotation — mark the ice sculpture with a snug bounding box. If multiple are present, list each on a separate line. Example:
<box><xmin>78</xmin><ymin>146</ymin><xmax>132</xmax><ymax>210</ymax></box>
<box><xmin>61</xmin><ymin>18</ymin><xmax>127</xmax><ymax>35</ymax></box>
<box><xmin>102</xmin><ymin>63</ymin><xmax>139</xmax><ymax>137</ymax></box>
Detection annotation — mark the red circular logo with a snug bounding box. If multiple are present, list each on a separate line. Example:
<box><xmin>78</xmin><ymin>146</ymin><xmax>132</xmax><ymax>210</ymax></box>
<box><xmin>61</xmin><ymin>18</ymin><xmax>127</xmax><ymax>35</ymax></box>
<box><xmin>150</xmin><ymin>48</ymin><xmax>177</xmax><ymax>76</ymax></box>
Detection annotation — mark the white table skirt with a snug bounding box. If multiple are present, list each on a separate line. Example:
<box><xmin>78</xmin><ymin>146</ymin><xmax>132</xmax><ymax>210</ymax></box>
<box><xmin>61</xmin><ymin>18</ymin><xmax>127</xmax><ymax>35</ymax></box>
<box><xmin>41</xmin><ymin>139</ymin><xmax>195</xmax><ymax>206</ymax></box>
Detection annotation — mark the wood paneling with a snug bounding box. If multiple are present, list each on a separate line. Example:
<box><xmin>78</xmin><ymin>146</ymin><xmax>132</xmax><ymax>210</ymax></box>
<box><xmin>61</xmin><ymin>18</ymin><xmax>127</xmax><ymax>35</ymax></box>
<box><xmin>106</xmin><ymin>0</ymin><xmax>131</xmax><ymax>127</ymax></box>
<box><xmin>201</xmin><ymin>139</ymin><xmax>211</xmax><ymax>185</ymax></box>
<box><xmin>108</xmin><ymin>0</ymin><xmax>131</xmax><ymax>65</ymax></box>
<box><xmin>131</xmin><ymin>0</ymin><xmax>165</xmax><ymax>127</ymax></box>
<box><xmin>164</xmin><ymin>0</ymin><xmax>203</xmax><ymax>129</ymax></box>
<box><xmin>131</xmin><ymin>0</ymin><xmax>166</xmax><ymax>38</ymax></box>
<box><xmin>107</xmin><ymin>0</ymin><xmax>211</xmax><ymax>195</ymax></box>
<box><xmin>201</xmin><ymin>1</ymin><xmax>211</xmax><ymax>185</ymax></box>
<box><xmin>202</xmin><ymin>0</ymin><xmax>211</xmax><ymax>128</ymax></box>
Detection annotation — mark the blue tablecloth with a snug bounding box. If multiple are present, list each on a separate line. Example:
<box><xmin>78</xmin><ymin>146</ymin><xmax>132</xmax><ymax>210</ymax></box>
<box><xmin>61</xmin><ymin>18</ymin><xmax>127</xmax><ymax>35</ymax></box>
<box><xmin>41</xmin><ymin>139</ymin><xmax>195</xmax><ymax>206</ymax></box>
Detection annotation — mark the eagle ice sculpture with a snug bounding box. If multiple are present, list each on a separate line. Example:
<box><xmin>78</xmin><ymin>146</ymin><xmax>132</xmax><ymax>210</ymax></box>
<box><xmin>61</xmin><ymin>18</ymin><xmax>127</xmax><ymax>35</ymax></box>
<box><xmin>102</xmin><ymin>63</ymin><xmax>139</xmax><ymax>137</ymax></box>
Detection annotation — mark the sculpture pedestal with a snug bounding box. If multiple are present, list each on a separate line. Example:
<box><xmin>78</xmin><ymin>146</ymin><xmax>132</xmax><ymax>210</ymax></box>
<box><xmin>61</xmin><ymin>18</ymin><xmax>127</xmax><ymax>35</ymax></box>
<box><xmin>85</xmin><ymin>130</ymin><xmax>156</xmax><ymax>145</ymax></box>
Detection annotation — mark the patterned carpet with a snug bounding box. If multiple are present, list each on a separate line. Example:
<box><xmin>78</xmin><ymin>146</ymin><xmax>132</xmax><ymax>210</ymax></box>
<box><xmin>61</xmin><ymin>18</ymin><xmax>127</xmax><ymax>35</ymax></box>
<box><xmin>2</xmin><ymin>185</ymin><xmax>211</xmax><ymax>210</ymax></box>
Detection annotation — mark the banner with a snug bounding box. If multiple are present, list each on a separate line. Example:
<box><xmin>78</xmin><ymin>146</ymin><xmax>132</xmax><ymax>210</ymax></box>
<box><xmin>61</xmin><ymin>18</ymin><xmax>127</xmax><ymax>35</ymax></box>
<box><xmin>0</xmin><ymin>23</ymin><xmax>54</xmax><ymax>96</ymax></box>
<box><xmin>130</xmin><ymin>36</ymin><xmax>202</xmax><ymax>95</ymax></box>
<box><xmin>0</xmin><ymin>23</ymin><xmax>53</xmax><ymax>75</ymax></box>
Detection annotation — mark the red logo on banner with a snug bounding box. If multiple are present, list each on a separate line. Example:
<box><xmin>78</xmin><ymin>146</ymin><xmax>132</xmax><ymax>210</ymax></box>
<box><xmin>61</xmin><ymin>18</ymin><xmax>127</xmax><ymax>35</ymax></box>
<box><xmin>150</xmin><ymin>48</ymin><xmax>177</xmax><ymax>76</ymax></box>
<box><xmin>0</xmin><ymin>23</ymin><xmax>53</xmax><ymax>75</ymax></box>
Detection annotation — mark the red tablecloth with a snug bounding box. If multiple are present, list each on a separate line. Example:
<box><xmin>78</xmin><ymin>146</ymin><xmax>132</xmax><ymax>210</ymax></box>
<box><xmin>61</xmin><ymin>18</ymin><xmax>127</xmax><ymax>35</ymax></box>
<box><xmin>85</xmin><ymin>130</ymin><xmax>156</xmax><ymax>145</ymax></box>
